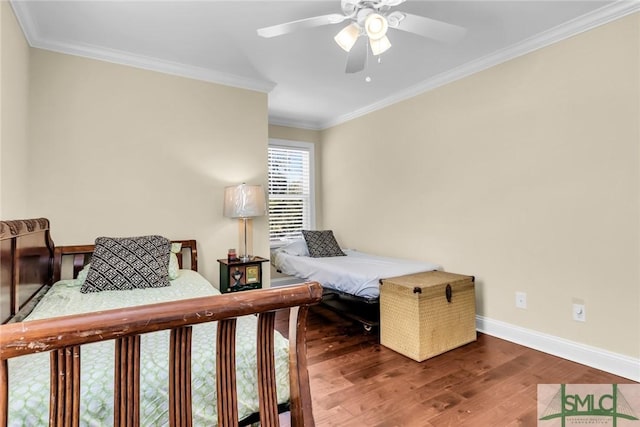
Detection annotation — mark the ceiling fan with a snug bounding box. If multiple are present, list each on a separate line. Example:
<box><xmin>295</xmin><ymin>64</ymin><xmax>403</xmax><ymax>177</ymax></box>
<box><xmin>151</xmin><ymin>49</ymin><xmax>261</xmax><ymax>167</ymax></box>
<box><xmin>257</xmin><ymin>0</ymin><xmax>467</xmax><ymax>74</ymax></box>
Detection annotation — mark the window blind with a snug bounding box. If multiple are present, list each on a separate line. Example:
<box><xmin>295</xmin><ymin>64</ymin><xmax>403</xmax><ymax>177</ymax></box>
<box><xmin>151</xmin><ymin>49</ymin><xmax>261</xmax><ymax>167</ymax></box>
<box><xmin>268</xmin><ymin>145</ymin><xmax>311</xmax><ymax>241</ymax></box>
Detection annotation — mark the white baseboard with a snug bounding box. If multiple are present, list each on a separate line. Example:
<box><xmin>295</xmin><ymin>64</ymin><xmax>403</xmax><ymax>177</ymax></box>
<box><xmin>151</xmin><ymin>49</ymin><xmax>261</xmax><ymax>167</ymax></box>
<box><xmin>476</xmin><ymin>315</ymin><xmax>639</xmax><ymax>382</ymax></box>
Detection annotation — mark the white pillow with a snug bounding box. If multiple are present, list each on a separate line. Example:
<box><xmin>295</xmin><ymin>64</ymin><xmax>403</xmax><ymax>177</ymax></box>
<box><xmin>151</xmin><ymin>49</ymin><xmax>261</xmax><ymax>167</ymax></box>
<box><xmin>169</xmin><ymin>242</ymin><xmax>182</xmax><ymax>280</ymax></box>
<box><xmin>279</xmin><ymin>239</ymin><xmax>310</xmax><ymax>257</ymax></box>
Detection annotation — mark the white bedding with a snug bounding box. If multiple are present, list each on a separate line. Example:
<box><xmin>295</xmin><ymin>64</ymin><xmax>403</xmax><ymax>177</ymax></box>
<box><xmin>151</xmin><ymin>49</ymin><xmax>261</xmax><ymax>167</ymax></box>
<box><xmin>8</xmin><ymin>269</ymin><xmax>290</xmax><ymax>426</ymax></box>
<box><xmin>273</xmin><ymin>248</ymin><xmax>441</xmax><ymax>299</ymax></box>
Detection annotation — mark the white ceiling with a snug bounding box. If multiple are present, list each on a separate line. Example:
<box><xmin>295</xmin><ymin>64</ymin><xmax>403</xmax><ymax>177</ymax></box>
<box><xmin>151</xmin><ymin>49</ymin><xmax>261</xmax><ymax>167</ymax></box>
<box><xmin>10</xmin><ymin>1</ymin><xmax>638</xmax><ymax>130</ymax></box>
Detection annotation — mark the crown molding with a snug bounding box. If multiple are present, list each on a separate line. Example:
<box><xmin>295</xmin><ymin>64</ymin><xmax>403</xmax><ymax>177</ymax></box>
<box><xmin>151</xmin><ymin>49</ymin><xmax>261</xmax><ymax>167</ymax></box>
<box><xmin>9</xmin><ymin>1</ymin><xmax>276</xmax><ymax>94</ymax></box>
<box><xmin>10</xmin><ymin>0</ymin><xmax>638</xmax><ymax>128</ymax></box>
<box><xmin>319</xmin><ymin>1</ymin><xmax>640</xmax><ymax>130</ymax></box>
<box><xmin>10</xmin><ymin>1</ymin><xmax>37</xmax><ymax>45</ymax></box>
<box><xmin>268</xmin><ymin>115</ymin><xmax>324</xmax><ymax>131</ymax></box>
<box><xmin>35</xmin><ymin>39</ymin><xmax>277</xmax><ymax>93</ymax></box>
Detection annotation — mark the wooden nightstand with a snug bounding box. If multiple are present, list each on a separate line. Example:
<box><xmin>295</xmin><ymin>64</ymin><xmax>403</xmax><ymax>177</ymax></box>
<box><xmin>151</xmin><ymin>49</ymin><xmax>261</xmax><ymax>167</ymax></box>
<box><xmin>217</xmin><ymin>257</ymin><xmax>269</xmax><ymax>293</ymax></box>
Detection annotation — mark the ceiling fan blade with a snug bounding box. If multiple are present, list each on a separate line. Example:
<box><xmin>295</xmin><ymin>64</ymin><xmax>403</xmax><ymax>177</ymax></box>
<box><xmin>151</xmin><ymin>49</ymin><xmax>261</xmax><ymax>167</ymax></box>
<box><xmin>345</xmin><ymin>37</ymin><xmax>367</xmax><ymax>73</ymax></box>
<box><xmin>387</xmin><ymin>12</ymin><xmax>466</xmax><ymax>43</ymax></box>
<box><xmin>380</xmin><ymin>0</ymin><xmax>407</xmax><ymax>6</ymax></box>
<box><xmin>257</xmin><ymin>14</ymin><xmax>347</xmax><ymax>38</ymax></box>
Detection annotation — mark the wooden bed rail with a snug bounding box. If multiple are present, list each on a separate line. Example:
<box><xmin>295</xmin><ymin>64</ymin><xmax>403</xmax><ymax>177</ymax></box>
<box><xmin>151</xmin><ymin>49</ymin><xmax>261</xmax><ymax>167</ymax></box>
<box><xmin>0</xmin><ymin>282</ymin><xmax>323</xmax><ymax>427</ymax></box>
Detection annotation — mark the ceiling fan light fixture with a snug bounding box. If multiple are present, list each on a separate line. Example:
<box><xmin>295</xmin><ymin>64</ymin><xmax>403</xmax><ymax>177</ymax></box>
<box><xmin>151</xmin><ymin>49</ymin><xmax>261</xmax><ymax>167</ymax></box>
<box><xmin>364</xmin><ymin>13</ymin><xmax>388</xmax><ymax>40</ymax></box>
<box><xmin>369</xmin><ymin>35</ymin><xmax>391</xmax><ymax>56</ymax></box>
<box><xmin>334</xmin><ymin>22</ymin><xmax>361</xmax><ymax>52</ymax></box>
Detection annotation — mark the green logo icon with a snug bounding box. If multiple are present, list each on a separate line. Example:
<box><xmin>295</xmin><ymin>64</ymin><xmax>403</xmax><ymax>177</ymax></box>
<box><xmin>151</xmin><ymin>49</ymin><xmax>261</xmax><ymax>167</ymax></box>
<box><xmin>539</xmin><ymin>384</ymin><xmax>639</xmax><ymax>426</ymax></box>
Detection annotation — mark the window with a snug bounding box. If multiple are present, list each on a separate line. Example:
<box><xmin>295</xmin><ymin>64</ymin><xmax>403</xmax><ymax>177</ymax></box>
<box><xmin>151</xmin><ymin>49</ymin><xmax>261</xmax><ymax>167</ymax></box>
<box><xmin>268</xmin><ymin>139</ymin><xmax>315</xmax><ymax>243</ymax></box>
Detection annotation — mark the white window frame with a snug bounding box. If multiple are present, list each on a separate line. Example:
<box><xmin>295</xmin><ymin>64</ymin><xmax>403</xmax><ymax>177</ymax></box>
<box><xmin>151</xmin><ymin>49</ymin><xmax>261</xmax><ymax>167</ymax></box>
<box><xmin>268</xmin><ymin>138</ymin><xmax>316</xmax><ymax>247</ymax></box>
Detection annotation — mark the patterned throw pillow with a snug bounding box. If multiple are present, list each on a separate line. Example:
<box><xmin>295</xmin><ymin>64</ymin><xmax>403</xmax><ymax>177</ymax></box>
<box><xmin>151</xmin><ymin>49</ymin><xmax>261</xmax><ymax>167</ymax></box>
<box><xmin>81</xmin><ymin>235</ymin><xmax>171</xmax><ymax>293</ymax></box>
<box><xmin>301</xmin><ymin>230</ymin><xmax>345</xmax><ymax>258</ymax></box>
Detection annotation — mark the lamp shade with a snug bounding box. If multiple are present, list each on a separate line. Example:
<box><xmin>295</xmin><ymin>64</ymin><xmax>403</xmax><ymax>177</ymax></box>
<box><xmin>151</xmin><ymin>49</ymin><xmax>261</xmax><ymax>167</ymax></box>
<box><xmin>364</xmin><ymin>13</ymin><xmax>388</xmax><ymax>40</ymax></box>
<box><xmin>369</xmin><ymin>35</ymin><xmax>391</xmax><ymax>55</ymax></box>
<box><xmin>334</xmin><ymin>23</ymin><xmax>360</xmax><ymax>52</ymax></box>
<box><xmin>223</xmin><ymin>184</ymin><xmax>267</xmax><ymax>219</ymax></box>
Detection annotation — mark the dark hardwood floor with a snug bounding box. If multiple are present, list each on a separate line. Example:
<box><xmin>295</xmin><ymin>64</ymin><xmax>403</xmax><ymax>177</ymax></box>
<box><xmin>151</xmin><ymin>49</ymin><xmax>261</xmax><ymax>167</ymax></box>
<box><xmin>276</xmin><ymin>304</ymin><xmax>636</xmax><ymax>427</ymax></box>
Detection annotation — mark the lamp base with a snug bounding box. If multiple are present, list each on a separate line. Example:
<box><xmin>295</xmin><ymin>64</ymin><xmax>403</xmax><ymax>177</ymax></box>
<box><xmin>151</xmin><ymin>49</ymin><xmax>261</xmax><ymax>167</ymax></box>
<box><xmin>239</xmin><ymin>218</ymin><xmax>253</xmax><ymax>263</ymax></box>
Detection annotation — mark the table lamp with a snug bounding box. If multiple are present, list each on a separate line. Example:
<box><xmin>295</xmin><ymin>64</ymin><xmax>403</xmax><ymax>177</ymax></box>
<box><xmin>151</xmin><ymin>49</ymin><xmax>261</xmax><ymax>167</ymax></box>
<box><xmin>223</xmin><ymin>183</ymin><xmax>266</xmax><ymax>262</ymax></box>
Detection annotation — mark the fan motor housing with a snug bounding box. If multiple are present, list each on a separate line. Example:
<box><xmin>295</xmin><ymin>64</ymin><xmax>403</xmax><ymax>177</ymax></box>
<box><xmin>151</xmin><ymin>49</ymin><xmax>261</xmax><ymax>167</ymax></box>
<box><xmin>342</xmin><ymin>0</ymin><xmax>397</xmax><ymax>17</ymax></box>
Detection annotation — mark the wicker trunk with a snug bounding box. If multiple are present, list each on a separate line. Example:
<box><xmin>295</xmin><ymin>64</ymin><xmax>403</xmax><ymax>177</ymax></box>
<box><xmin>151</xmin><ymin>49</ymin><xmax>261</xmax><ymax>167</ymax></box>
<box><xmin>380</xmin><ymin>271</ymin><xmax>477</xmax><ymax>362</ymax></box>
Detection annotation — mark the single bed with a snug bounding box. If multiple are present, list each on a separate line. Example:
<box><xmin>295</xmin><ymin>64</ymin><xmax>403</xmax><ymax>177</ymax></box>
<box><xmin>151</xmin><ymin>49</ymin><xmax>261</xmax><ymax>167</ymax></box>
<box><xmin>271</xmin><ymin>236</ymin><xmax>440</xmax><ymax>329</ymax></box>
<box><xmin>0</xmin><ymin>218</ymin><xmax>322</xmax><ymax>427</ymax></box>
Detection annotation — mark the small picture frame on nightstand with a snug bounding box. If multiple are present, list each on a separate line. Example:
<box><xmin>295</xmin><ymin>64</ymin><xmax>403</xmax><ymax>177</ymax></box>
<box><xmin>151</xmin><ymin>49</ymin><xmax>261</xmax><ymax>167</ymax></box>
<box><xmin>246</xmin><ymin>265</ymin><xmax>259</xmax><ymax>284</ymax></box>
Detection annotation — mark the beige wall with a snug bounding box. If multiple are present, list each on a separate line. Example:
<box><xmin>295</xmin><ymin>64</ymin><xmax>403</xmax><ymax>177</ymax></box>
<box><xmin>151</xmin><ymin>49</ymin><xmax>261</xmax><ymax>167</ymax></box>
<box><xmin>26</xmin><ymin>49</ymin><xmax>270</xmax><ymax>285</ymax></box>
<box><xmin>321</xmin><ymin>14</ymin><xmax>639</xmax><ymax>357</ymax></box>
<box><xmin>0</xmin><ymin>2</ymin><xmax>30</xmax><ymax>219</ymax></box>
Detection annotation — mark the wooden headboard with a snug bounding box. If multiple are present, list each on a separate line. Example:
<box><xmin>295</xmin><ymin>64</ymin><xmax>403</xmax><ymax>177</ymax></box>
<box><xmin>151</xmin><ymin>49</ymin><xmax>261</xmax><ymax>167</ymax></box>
<box><xmin>0</xmin><ymin>218</ymin><xmax>199</xmax><ymax>324</ymax></box>
<box><xmin>0</xmin><ymin>218</ymin><xmax>54</xmax><ymax>324</ymax></box>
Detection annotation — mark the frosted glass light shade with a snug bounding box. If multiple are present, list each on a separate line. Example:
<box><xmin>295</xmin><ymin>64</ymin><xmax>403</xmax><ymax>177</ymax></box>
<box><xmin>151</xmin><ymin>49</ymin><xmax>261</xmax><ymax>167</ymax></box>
<box><xmin>370</xmin><ymin>35</ymin><xmax>391</xmax><ymax>56</ymax></box>
<box><xmin>364</xmin><ymin>13</ymin><xmax>388</xmax><ymax>40</ymax></box>
<box><xmin>223</xmin><ymin>184</ymin><xmax>266</xmax><ymax>218</ymax></box>
<box><xmin>334</xmin><ymin>23</ymin><xmax>360</xmax><ymax>52</ymax></box>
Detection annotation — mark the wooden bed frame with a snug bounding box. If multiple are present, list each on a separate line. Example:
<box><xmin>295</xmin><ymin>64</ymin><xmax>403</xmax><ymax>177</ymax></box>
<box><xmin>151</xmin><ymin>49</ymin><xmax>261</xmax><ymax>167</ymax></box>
<box><xmin>320</xmin><ymin>288</ymin><xmax>380</xmax><ymax>332</ymax></box>
<box><xmin>0</xmin><ymin>218</ymin><xmax>322</xmax><ymax>427</ymax></box>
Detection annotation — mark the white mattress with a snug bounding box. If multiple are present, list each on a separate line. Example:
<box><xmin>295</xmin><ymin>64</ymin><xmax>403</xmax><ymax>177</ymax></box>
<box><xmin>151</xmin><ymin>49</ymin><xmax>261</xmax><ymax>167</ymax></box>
<box><xmin>272</xmin><ymin>249</ymin><xmax>440</xmax><ymax>299</ymax></box>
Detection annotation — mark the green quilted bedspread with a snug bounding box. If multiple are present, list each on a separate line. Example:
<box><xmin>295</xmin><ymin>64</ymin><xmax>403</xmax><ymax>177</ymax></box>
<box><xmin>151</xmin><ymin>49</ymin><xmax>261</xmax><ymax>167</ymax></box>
<box><xmin>7</xmin><ymin>269</ymin><xmax>290</xmax><ymax>426</ymax></box>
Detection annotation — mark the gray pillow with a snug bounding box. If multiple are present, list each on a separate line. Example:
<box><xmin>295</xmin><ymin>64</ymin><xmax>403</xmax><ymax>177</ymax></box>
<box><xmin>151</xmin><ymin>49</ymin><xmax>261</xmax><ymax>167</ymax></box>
<box><xmin>301</xmin><ymin>230</ymin><xmax>345</xmax><ymax>258</ymax></box>
<box><xmin>81</xmin><ymin>235</ymin><xmax>171</xmax><ymax>293</ymax></box>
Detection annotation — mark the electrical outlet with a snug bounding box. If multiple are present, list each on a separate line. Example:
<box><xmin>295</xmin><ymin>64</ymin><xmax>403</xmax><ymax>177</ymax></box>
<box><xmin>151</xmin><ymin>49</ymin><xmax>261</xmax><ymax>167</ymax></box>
<box><xmin>516</xmin><ymin>292</ymin><xmax>527</xmax><ymax>309</ymax></box>
<box><xmin>573</xmin><ymin>304</ymin><xmax>586</xmax><ymax>322</ymax></box>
